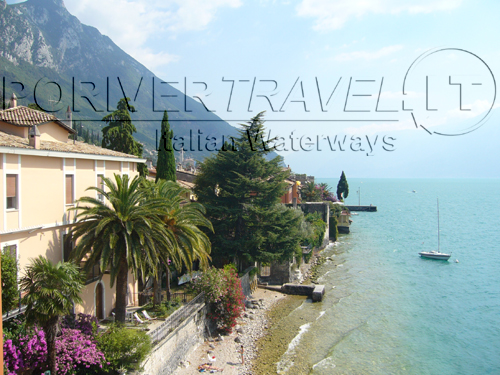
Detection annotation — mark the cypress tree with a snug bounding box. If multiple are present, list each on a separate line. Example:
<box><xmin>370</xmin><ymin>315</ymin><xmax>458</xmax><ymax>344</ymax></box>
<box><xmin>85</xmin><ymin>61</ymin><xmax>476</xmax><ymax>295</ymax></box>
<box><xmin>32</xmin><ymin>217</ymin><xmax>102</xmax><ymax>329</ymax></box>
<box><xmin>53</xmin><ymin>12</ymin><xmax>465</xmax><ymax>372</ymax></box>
<box><xmin>156</xmin><ymin>110</ymin><xmax>176</xmax><ymax>182</ymax></box>
<box><xmin>336</xmin><ymin>171</ymin><xmax>349</xmax><ymax>201</ymax></box>
<box><xmin>101</xmin><ymin>98</ymin><xmax>148</xmax><ymax>176</ymax></box>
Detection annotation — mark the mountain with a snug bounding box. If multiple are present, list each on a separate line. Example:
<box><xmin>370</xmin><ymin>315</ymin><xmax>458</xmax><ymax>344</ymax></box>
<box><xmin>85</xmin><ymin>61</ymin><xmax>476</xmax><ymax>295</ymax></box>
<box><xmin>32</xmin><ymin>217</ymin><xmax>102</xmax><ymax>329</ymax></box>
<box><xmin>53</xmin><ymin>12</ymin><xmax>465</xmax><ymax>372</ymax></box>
<box><xmin>0</xmin><ymin>0</ymin><xmax>238</xmax><ymax>162</ymax></box>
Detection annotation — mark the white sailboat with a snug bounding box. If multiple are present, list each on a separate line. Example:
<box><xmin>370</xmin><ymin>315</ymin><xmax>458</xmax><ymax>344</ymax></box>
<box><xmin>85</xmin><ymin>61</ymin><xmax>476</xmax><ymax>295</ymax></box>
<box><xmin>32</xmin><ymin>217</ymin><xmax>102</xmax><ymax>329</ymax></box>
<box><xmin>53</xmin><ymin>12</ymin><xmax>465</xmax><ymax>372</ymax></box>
<box><xmin>418</xmin><ymin>199</ymin><xmax>451</xmax><ymax>261</ymax></box>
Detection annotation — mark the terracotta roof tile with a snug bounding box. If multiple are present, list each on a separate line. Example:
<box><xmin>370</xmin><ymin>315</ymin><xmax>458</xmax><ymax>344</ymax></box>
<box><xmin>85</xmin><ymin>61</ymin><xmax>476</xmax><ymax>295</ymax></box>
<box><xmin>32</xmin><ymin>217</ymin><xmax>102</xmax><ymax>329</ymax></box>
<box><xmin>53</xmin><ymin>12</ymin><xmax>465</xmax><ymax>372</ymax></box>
<box><xmin>0</xmin><ymin>106</ymin><xmax>76</xmax><ymax>133</ymax></box>
<box><xmin>0</xmin><ymin>131</ymin><xmax>139</xmax><ymax>159</ymax></box>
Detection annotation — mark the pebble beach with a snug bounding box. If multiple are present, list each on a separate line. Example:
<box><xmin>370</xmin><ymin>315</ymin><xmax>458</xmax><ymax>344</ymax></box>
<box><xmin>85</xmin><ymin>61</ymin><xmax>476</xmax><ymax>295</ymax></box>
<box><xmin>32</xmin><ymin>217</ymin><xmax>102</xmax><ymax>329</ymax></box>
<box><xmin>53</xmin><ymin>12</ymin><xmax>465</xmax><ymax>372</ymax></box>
<box><xmin>173</xmin><ymin>288</ymin><xmax>286</xmax><ymax>375</ymax></box>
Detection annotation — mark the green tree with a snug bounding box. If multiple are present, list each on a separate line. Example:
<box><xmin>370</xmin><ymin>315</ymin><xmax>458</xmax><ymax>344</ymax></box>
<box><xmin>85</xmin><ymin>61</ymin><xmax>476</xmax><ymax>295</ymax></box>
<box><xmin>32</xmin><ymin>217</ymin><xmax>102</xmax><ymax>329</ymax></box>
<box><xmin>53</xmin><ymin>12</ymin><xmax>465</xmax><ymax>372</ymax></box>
<box><xmin>102</xmin><ymin>98</ymin><xmax>148</xmax><ymax>176</ymax></box>
<box><xmin>1</xmin><ymin>249</ymin><xmax>18</xmax><ymax>314</ymax></box>
<box><xmin>19</xmin><ymin>256</ymin><xmax>85</xmax><ymax>375</ymax></box>
<box><xmin>156</xmin><ymin>110</ymin><xmax>177</xmax><ymax>182</ymax></box>
<box><xmin>194</xmin><ymin>112</ymin><xmax>291</xmax><ymax>267</ymax></box>
<box><xmin>254</xmin><ymin>204</ymin><xmax>307</xmax><ymax>262</ymax></box>
<box><xmin>337</xmin><ymin>171</ymin><xmax>349</xmax><ymax>201</ymax></box>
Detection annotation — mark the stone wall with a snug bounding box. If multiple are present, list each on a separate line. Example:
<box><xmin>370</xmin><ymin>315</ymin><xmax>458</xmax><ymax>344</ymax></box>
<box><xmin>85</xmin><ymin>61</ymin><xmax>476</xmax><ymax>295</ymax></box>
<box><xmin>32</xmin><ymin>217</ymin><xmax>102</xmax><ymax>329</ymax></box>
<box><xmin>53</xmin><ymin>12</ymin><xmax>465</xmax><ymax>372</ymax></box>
<box><xmin>269</xmin><ymin>258</ymin><xmax>294</xmax><ymax>284</ymax></box>
<box><xmin>175</xmin><ymin>170</ymin><xmax>196</xmax><ymax>183</ymax></box>
<box><xmin>240</xmin><ymin>266</ymin><xmax>257</xmax><ymax>298</ymax></box>
<box><xmin>140</xmin><ymin>303</ymin><xmax>206</xmax><ymax>375</ymax></box>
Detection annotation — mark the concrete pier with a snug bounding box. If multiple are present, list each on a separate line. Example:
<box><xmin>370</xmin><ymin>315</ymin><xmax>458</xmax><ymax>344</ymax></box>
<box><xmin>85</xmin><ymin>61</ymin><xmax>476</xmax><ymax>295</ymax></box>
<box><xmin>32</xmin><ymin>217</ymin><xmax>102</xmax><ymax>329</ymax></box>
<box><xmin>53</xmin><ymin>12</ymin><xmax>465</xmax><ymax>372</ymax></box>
<box><xmin>259</xmin><ymin>283</ymin><xmax>325</xmax><ymax>302</ymax></box>
<box><xmin>346</xmin><ymin>205</ymin><xmax>377</xmax><ymax>212</ymax></box>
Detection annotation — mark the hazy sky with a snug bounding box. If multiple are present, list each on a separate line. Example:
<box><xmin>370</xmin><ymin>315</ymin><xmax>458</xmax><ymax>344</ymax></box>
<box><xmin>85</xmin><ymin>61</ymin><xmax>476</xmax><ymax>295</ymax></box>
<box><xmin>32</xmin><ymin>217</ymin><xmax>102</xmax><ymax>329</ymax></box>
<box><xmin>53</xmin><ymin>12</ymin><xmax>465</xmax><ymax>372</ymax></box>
<box><xmin>9</xmin><ymin>0</ymin><xmax>500</xmax><ymax>178</ymax></box>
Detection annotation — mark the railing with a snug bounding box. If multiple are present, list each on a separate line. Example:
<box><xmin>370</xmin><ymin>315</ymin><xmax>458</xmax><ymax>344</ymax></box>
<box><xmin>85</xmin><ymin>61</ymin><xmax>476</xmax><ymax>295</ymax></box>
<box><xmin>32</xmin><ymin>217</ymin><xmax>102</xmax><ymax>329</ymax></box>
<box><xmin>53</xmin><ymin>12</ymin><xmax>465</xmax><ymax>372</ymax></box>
<box><xmin>2</xmin><ymin>290</ymin><xmax>26</xmax><ymax>321</ymax></box>
<box><xmin>136</xmin><ymin>290</ymin><xmax>195</xmax><ymax>306</ymax></box>
<box><xmin>147</xmin><ymin>292</ymin><xmax>205</xmax><ymax>345</ymax></box>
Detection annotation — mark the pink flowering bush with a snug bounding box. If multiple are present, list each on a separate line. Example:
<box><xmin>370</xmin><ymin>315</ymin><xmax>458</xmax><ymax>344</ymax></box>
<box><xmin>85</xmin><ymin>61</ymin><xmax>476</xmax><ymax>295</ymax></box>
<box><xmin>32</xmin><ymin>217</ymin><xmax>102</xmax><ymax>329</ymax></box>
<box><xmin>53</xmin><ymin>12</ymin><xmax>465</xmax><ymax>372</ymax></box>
<box><xmin>192</xmin><ymin>267</ymin><xmax>245</xmax><ymax>334</ymax></box>
<box><xmin>4</xmin><ymin>327</ymin><xmax>47</xmax><ymax>374</ymax></box>
<box><xmin>62</xmin><ymin>313</ymin><xmax>98</xmax><ymax>337</ymax></box>
<box><xmin>3</xmin><ymin>326</ymin><xmax>105</xmax><ymax>375</ymax></box>
<box><xmin>55</xmin><ymin>329</ymin><xmax>106</xmax><ymax>374</ymax></box>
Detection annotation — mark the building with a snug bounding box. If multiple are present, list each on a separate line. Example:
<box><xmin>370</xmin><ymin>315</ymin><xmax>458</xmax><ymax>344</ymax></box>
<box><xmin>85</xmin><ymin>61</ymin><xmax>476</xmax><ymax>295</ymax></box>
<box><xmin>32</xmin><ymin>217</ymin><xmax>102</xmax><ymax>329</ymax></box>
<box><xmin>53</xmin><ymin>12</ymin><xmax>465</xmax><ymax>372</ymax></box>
<box><xmin>280</xmin><ymin>178</ymin><xmax>301</xmax><ymax>204</ymax></box>
<box><xmin>0</xmin><ymin>95</ymin><xmax>145</xmax><ymax>320</ymax></box>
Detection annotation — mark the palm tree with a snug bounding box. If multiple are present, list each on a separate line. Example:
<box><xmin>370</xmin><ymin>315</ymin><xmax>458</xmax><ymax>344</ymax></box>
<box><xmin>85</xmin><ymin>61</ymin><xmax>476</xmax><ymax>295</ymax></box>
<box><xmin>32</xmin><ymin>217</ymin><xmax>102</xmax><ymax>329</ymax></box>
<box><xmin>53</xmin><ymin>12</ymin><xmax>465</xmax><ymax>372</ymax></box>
<box><xmin>140</xmin><ymin>179</ymin><xmax>212</xmax><ymax>302</ymax></box>
<box><xmin>20</xmin><ymin>256</ymin><xmax>85</xmax><ymax>375</ymax></box>
<box><xmin>69</xmin><ymin>174</ymin><xmax>173</xmax><ymax>323</ymax></box>
<box><xmin>301</xmin><ymin>181</ymin><xmax>322</xmax><ymax>202</ymax></box>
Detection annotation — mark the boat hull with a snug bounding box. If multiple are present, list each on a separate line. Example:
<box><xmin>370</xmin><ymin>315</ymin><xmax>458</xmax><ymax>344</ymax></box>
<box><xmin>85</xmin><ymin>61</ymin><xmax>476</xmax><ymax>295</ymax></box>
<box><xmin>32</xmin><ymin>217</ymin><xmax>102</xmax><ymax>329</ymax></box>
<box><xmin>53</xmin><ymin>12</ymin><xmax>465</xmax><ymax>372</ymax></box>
<box><xmin>418</xmin><ymin>252</ymin><xmax>451</xmax><ymax>261</ymax></box>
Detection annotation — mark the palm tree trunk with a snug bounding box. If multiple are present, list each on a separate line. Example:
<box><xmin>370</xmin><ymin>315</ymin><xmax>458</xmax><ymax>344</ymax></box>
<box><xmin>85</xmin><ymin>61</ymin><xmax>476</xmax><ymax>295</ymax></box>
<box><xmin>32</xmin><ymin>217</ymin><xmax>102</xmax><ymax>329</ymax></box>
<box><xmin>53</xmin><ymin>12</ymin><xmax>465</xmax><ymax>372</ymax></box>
<box><xmin>115</xmin><ymin>257</ymin><xmax>129</xmax><ymax>323</ymax></box>
<box><xmin>166</xmin><ymin>265</ymin><xmax>171</xmax><ymax>301</ymax></box>
<box><xmin>44</xmin><ymin>316</ymin><xmax>60</xmax><ymax>375</ymax></box>
<box><xmin>153</xmin><ymin>277</ymin><xmax>159</xmax><ymax>307</ymax></box>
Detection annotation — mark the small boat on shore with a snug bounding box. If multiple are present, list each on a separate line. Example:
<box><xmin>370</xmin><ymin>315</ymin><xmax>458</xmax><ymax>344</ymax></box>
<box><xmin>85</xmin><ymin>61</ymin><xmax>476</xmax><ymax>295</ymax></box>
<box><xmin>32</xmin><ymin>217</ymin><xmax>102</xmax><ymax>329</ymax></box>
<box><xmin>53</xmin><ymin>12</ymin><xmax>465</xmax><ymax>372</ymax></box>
<box><xmin>419</xmin><ymin>198</ymin><xmax>451</xmax><ymax>261</ymax></box>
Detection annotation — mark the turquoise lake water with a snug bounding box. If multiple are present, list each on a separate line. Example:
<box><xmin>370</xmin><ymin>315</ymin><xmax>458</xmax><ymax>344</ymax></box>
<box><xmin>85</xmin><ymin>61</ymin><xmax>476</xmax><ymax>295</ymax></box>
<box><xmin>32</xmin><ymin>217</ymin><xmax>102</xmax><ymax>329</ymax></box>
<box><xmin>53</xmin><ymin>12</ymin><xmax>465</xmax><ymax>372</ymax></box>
<box><xmin>276</xmin><ymin>178</ymin><xmax>500</xmax><ymax>374</ymax></box>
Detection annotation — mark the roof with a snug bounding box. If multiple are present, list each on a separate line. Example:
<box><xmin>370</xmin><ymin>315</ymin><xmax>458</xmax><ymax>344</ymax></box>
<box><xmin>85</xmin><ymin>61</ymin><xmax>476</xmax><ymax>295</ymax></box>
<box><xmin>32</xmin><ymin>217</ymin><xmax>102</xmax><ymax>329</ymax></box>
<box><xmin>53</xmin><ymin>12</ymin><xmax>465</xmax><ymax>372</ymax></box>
<box><xmin>177</xmin><ymin>180</ymin><xmax>194</xmax><ymax>189</ymax></box>
<box><xmin>0</xmin><ymin>106</ymin><xmax>76</xmax><ymax>134</ymax></box>
<box><xmin>0</xmin><ymin>131</ymin><xmax>140</xmax><ymax>159</ymax></box>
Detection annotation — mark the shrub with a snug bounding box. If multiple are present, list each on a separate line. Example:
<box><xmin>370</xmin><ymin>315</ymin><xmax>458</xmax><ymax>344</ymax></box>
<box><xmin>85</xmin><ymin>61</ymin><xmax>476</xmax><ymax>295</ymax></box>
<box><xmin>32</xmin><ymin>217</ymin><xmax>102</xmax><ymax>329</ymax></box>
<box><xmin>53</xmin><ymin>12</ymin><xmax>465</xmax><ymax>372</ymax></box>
<box><xmin>62</xmin><ymin>313</ymin><xmax>99</xmax><ymax>337</ymax></box>
<box><xmin>192</xmin><ymin>267</ymin><xmax>245</xmax><ymax>334</ymax></box>
<box><xmin>302</xmin><ymin>212</ymin><xmax>326</xmax><ymax>248</ymax></box>
<box><xmin>4</xmin><ymin>326</ymin><xmax>48</xmax><ymax>374</ymax></box>
<box><xmin>329</xmin><ymin>215</ymin><xmax>339</xmax><ymax>241</ymax></box>
<box><xmin>1</xmin><ymin>251</ymin><xmax>19</xmax><ymax>314</ymax></box>
<box><xmin>3</xmin><ymin>326</ymin><xmax>105</xmax><ymax>375</ymax></box>
<box><xmin>95</xmin><ymin>324</ymin><xmax>151</xmax><ymax>373</ymax></box>
<box><xmin>55</xmin><ymin>329</ymin><xmax>105</xmax><ymax>374</ymax></box>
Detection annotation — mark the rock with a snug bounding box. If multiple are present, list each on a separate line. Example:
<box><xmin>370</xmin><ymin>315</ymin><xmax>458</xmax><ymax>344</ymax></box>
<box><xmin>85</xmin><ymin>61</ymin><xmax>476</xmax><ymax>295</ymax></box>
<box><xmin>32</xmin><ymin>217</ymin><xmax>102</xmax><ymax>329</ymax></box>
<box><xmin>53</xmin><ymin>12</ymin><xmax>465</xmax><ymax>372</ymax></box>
<box><xmin>249</xmin><ymin>315</ymin><xmax>254</xmax><ymax>320</ymax></box>
<box><xmin>237</xmin><ymin>327</ymin><xmax>244</xmax><ymax>334</ymax></box>
<box><xmin>209</xmin><ymin>344</ymin><xmax>215</xmax><ymax>349</ymax></box>
<box><xmin>235</xmin><ymin>336</ymin><xmax>242</xmax><ymax>343</ymax></box>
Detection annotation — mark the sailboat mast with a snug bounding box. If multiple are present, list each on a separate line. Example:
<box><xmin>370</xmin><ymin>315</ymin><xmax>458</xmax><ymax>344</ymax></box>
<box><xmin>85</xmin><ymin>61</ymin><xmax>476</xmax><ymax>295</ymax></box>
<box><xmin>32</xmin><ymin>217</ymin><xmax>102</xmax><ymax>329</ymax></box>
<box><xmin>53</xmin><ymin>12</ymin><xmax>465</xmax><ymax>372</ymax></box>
<box><xmin>437</xmin><ymin>198</ymin><xmax>440</xmax><ymax>251</ymax></box>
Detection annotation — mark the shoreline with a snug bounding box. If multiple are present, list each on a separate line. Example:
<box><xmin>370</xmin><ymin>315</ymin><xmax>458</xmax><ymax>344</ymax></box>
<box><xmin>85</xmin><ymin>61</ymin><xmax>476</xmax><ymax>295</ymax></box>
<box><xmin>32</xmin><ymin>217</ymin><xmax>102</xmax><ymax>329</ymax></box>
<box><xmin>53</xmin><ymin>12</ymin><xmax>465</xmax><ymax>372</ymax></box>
<box><xmin>172</xmin><ymin>252</ymin><xmax>326</xmax><ymax>374</ymax></box>
<box><xmin>250</xmin><ymin>251</ymin><xmax>328</xmax><ymax>374</ymax></box>
<box><xmin>172</xmin><ymin>288</ymin><xmax>286</xmax><ymax>375</ymax></box>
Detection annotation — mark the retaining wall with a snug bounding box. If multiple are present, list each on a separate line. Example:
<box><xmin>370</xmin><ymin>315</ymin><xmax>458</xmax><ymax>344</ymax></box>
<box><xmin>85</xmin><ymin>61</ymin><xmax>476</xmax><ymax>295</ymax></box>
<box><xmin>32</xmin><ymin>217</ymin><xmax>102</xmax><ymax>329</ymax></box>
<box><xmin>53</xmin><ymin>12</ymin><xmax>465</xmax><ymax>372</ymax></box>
<box><xmin>140</xmin><ymin>303</ymin><xmax>206</xmax><ymax>375</ymax></box>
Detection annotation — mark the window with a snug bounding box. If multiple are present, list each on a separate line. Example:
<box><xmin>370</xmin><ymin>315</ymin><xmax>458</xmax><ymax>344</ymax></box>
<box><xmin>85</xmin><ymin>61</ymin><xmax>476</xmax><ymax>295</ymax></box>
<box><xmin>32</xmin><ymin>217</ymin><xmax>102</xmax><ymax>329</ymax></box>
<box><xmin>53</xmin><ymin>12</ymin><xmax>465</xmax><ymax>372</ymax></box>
<box><xmin>65</xmin><ymin>175</ymin><xmax>74</xmax><ymax>205</ymax></box>
<box><xmin>6</xmin><ymin>174</ymin><xmax>18</xmax><ymax>209</ymax></box>
<box><xmin>97</xmin><ymin>174</ymin><xmax>104</xmax><ymax>202</ymax></box>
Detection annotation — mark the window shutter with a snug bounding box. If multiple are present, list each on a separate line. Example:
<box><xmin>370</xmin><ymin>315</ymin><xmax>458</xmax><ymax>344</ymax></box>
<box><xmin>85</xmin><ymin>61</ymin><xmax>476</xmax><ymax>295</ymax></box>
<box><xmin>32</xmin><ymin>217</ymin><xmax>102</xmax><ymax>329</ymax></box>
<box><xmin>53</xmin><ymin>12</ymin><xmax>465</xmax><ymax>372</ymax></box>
<box><xmin>66</xmin><ymin>175</ymin><xmax>74</xmax><ymax>204</ymax></box>
<box><xmin>6</xmin><ymin>175</ymin><xmax>16</xmax><ymax>197</ymax></box>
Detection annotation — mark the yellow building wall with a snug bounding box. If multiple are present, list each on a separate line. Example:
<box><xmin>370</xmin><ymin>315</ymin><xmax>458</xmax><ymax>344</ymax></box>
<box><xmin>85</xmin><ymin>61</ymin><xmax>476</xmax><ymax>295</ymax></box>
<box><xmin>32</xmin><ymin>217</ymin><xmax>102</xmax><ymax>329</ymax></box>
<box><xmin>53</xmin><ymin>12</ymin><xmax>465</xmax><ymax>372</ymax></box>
<box><xmin>1</xmin><ymin>150</ymin><xmax>142</xmax><ymax>318</ymax></box>
<box><xmin>21</xmin><ymin>155</ymin><xmax>64</xmax><ymax>227</ymax></box>
<box><xmin>38</xmin><ymin>122</ymin><xmax>70</xmax><ymax>143</ymax></box>
<box><xmin>0</xmin><ymin>121</ymin><xmax>27</xmax><ymax>138</ymax></box>
<box><xmin>1</xmin><ymin>226</ymin><xmax>68</xmax><ymax>275</ymax></box>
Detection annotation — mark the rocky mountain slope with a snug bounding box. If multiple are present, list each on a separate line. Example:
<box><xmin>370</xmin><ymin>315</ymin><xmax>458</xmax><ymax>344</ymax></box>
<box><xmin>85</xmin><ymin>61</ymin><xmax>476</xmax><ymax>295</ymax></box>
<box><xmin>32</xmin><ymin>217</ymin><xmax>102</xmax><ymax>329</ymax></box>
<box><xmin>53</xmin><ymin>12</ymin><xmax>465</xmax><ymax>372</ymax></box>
<box><xmin>0</xmin><ymin>0</ymin><xmax>238</xmax><ymax>161</ymax></box>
